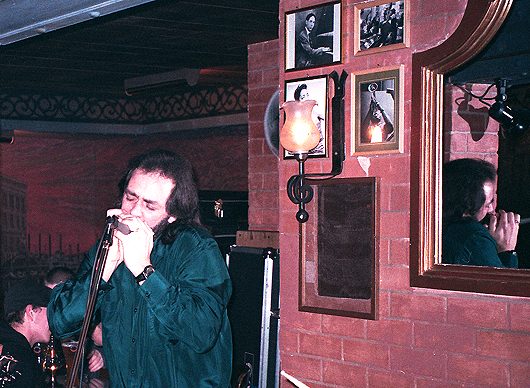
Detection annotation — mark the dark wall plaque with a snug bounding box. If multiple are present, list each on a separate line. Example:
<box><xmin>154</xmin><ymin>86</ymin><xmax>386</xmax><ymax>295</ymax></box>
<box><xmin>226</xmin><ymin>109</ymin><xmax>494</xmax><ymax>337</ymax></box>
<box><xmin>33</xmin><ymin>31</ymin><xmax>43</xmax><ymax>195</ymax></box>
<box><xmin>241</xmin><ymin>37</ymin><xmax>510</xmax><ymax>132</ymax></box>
<box><xmin>300</xmin><ymin>177</ymin><xmax>379</xmax><ymax>319</ymax></box>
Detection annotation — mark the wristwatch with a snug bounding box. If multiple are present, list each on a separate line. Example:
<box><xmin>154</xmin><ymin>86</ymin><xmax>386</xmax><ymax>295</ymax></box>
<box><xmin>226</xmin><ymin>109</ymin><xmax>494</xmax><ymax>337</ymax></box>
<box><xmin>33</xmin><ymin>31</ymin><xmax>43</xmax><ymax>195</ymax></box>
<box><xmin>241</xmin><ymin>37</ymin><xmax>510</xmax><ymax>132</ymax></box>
<box><xmin>135</xmin><ymin>265</ymin><xmax>156</xmax><ymax>284</ymax></box>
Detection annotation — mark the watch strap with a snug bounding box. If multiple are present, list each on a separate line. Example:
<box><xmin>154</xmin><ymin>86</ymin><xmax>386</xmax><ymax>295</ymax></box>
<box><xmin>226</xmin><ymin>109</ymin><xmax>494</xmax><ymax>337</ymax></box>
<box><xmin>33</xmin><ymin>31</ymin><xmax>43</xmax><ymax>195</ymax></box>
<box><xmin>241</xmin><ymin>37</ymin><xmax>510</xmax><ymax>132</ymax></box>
<box><xmin>135</xmin><ymin>265</ymin><xmax>156</xmax><ymax>284</ymax></box>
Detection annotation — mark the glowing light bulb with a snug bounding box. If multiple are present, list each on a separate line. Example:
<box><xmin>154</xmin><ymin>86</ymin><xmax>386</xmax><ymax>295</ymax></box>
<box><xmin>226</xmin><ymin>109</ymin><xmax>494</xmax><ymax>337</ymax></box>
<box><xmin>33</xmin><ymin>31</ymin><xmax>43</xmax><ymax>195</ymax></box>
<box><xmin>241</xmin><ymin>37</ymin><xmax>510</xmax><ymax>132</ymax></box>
<box><xmin>280</xmin><ymin>100</ymin><xmax>320</xmax><ymax>154</ymax></box>
<box><xmin>370</xmin><ymin>124</ymin><xmax>383</xmax><ymax>143</ymax></box>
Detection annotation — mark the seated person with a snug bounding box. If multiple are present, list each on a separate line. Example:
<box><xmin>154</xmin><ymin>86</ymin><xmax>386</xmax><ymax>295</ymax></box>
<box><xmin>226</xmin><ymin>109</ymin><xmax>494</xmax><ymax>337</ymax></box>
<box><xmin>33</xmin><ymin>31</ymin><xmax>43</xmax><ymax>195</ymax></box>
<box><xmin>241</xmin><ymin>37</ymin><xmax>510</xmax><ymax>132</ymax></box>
<box><xmin>0</xmin><ymin>281</ymin><xmax>52</xmax><ymax>388</ymax></box>
<box><xmin>442</xmin><ymin>158</ymin><xmax>520</xmax><ymax>267</ymax></box>
<box><xmin>44</xmin><ymin>266</ymin><xmax>75</xmax><ymax>289</ymax></box>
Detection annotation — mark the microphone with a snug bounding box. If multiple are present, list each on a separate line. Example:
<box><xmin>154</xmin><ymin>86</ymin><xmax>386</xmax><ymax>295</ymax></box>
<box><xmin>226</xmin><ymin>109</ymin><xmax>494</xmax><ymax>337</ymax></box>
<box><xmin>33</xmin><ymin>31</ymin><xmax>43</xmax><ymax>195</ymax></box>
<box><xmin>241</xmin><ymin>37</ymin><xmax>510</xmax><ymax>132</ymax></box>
<box><xmin>107</xmin><ymin>215</ymin><xmax>132</xmax><ymax>235</ymax></box>
<box><xmin>482</xmin><ymin>214</ymin><xmax>529</xmax><ymax>226</ymax></box>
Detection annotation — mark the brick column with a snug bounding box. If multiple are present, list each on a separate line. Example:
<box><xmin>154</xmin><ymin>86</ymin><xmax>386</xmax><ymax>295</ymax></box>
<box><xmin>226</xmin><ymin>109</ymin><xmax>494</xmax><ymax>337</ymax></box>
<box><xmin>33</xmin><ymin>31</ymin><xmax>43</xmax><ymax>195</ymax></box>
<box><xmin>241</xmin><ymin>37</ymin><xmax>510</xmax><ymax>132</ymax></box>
<box><xmin>247</xmin><ymin>40</ymin><xmax>280</xmax><ymax>231</ymax></box>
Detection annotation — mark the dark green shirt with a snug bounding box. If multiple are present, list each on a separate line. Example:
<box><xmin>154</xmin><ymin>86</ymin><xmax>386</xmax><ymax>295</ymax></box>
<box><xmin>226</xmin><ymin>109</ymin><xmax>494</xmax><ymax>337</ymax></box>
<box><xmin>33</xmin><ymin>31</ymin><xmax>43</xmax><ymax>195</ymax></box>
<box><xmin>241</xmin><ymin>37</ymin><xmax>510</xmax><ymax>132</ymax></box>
<box><xmin>442</xmin><ymin>219</ymin><xmax>518</xmax><ymax>268</ymax></box>
<box><xmin>48</xmin><ymin>225</ymin><xmax>232</xmax><ymax>387</ymax></box>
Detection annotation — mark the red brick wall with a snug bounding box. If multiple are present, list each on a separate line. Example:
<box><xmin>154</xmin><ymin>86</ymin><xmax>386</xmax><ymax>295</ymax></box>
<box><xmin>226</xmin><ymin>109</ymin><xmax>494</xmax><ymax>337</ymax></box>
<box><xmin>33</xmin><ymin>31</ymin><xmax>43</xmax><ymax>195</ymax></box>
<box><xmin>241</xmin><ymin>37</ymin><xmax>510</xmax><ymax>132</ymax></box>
<box><xmin>247</xmin><ymin>40</ymin><xmax>280</xmax><ymax>231</ymax></box>
<box><xmin>245</xmin><ymin>0</ymin><xmax>530</xmax><ymax>387</ymax></box>
<box><xmin>444</xmin><ymin>83</ymin><xmax>499</xmax><ymax>166</ymax></box>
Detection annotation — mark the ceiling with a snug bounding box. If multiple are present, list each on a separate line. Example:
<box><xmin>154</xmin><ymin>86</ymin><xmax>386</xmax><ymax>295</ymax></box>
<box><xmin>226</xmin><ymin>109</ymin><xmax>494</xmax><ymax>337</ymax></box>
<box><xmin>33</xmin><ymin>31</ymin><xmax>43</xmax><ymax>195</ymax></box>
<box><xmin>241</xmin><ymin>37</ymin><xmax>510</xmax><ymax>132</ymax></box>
<box><xmin>0</xmin><ymin>0</ymin><xmax>280</xmax><ymax>97</ymax></box>
<box><xmin>3</xmin><ymin>0</ymin><xmax>525</xmax><ymax>100</ymax></box>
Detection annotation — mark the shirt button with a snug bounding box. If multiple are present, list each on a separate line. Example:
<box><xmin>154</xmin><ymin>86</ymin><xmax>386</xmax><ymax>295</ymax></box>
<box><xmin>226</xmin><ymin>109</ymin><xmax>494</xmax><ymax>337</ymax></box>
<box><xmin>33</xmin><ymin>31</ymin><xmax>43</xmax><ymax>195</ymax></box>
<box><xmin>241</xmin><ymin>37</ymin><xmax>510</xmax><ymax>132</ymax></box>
<box><xmin>132</xmin><ymin>338</ymin><xmax>136</xmax><ymax>343</ymax></box>
<box><xmin>145</xmin><ymin>292</ymin><xmax>150</xmax><ymax>297</ymax></box>
<box><xmin>134</xmin><ymin>308</ymin><xmax>138</xmax><ymax>313</ymax></box>
<box><xmin>131</xmin><ymin>370</ymin><xmax>136</xmax><ymax>376</ymax></box>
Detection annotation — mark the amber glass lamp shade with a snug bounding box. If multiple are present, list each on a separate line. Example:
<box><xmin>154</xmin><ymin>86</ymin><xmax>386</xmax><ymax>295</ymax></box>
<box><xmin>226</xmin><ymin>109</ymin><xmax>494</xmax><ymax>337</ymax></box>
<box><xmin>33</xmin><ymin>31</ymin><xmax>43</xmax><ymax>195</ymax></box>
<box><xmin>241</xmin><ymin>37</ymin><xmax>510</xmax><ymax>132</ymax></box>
<box><xmin>280</xmin><ymin>100</ymin><xmax>320</xmax><ymax>154</ymax></box>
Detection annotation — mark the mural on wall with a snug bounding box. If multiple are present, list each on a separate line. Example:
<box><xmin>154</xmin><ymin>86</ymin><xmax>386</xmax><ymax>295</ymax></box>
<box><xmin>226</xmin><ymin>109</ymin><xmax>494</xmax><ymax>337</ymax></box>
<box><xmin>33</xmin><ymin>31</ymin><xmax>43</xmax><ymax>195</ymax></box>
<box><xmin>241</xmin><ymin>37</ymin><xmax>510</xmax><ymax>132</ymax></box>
<box><xmin>0</xmin><ymin>128</ymin><xmax>248</xmax><ymax>293</ymax></box>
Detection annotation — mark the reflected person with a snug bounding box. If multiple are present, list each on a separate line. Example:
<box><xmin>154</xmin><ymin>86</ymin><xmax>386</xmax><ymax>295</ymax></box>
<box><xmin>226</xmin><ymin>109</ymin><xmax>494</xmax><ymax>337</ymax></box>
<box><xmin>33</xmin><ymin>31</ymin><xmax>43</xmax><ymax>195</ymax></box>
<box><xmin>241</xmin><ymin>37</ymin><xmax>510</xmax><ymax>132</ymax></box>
<box><xmin>442</xmin><ymin>158</ymin><xmax>520</xmax><ymax>267</ymax></box>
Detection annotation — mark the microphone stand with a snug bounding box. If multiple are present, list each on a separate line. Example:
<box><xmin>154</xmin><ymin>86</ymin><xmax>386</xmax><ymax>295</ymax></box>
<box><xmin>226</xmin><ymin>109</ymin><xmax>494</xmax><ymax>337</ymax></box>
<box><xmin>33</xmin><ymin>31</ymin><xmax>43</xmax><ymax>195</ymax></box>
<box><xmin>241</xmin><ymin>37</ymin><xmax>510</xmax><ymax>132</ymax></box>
<box><xmin>66</xmin><ymin>216</ymin><xmax>120</xmax><ymax>388</ymax></box>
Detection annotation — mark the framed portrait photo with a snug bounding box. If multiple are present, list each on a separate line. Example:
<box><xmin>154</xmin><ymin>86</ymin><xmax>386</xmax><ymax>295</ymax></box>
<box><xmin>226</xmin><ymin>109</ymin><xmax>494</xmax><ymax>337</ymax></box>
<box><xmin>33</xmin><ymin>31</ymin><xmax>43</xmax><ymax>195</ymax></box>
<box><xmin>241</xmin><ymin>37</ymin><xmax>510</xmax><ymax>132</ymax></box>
<box><xmin>285</xmin><ymin>2</ymin><xmax>342</xmax><ymax>71</ymax></box>
<box><xmin>354</xmin><ymin>0</ymin><xmax>409</xmax><ymax>55</ymax></box>
<box><xmin>352</xmin><ymin>67</ymin><xmax>403</xmax><ymax>154</ymax></box>
<box><xmin>284</xmin><ymin>75</ymin><xmax>329</xmax><ymax>158</ymax></box>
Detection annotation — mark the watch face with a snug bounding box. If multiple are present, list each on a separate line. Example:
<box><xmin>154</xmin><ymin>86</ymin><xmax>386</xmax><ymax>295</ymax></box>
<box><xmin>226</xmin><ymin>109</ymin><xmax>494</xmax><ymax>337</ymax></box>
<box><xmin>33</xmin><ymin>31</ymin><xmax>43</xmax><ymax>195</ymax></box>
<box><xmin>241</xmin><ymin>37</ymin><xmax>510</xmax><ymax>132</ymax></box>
<box><xmin>136</xmin><ymin>265</ymin><xmax>155</xmax><ymax>283</ymax></box>
<box><xmin>144</xmin><ymin>266</ymin><xmax>155</xmax><ymax>277</ymax></box>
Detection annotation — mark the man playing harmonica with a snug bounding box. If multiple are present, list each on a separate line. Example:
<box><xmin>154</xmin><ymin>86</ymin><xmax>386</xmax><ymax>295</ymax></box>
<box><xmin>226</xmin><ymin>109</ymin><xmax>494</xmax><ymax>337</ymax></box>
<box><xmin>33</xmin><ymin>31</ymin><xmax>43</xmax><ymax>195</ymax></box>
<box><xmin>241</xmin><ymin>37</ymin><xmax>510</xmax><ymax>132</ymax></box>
<box><xmin>442</xmin><ymin>158</ymin><xmax>520</xmax><ymax>267</ymax></box>
<box><xmin>48</xmin><ymin>149</ymin><xmax>232</xmax><ymax>387</ymax></box>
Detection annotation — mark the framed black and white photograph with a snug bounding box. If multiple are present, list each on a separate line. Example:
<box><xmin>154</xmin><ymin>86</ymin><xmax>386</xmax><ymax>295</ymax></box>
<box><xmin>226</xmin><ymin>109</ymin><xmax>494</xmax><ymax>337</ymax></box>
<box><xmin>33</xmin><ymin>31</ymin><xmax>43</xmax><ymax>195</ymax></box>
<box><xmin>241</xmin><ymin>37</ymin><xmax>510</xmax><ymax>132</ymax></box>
<box><xmin>354</xmin><ymin>0</ymin><xmax>408</xmax><ymax>55</ymax></box>
<box><xmin>285</xmin><ymin>2</ymin><xmax>341</xmax><ymax>71</ymax></box>
<box><xmin>284</xmin><ymin>76</ymin><xmax>328</xmax><ymax>158</ymax></box>
<box><xmin>352</xmin><ymin>67</ymin><xmax>403</xmax><ymax>154</ymax></box>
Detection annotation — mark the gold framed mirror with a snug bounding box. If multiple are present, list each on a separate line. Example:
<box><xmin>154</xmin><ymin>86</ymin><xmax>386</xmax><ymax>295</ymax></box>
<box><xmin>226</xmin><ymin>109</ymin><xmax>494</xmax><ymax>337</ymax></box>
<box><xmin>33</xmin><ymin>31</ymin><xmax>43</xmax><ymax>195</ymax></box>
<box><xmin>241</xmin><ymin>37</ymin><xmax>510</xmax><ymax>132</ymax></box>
<box><xmin>409</xmin><ymin>0</ymin><xmax>530</xmax><ymax>296</ymax></box>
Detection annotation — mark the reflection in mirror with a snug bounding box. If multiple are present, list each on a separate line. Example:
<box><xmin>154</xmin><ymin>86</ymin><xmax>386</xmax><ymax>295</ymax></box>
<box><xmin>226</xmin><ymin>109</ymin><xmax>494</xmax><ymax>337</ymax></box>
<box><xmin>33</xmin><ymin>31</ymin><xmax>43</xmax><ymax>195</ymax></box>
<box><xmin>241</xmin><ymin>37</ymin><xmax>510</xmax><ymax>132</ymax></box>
<box><xmin>443</xmin><ymin>0</ymin><xmax>530</xmax><ymax>269</ymax></box>
<box><xmin>442</xmin><ymin>80</ymin><xmax>530</xmax><ymax>270</ymax></box>
<box><xmin>441</xmin><ymin>158</ymin><xmax>519</xmax><ymax>268</ymax></box>
<box><xmin>409</xmin><ymin>0</ymin><xmax>530</xmax><ymax>297</ymax></box>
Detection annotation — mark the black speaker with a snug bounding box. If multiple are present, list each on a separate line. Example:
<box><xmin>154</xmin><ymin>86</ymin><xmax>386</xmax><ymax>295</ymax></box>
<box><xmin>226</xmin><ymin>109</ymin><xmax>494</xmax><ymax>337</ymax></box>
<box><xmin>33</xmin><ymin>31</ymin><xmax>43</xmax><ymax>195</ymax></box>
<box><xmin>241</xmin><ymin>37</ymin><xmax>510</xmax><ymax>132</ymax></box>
<box><xmin>227</xmin><ymin>246</ymin><xmax>279</xmax><ymax>388</ymax></box>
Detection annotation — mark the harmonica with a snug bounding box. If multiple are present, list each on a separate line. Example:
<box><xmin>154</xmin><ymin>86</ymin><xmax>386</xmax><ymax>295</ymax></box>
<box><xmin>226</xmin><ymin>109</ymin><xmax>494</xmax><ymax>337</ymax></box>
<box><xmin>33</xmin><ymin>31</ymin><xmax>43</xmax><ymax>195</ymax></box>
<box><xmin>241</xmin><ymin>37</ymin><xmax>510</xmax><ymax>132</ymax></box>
<box><xmin>483</xmin><ymin>214</ymin><xmax>530</xmax><ymax>225</ymax></box>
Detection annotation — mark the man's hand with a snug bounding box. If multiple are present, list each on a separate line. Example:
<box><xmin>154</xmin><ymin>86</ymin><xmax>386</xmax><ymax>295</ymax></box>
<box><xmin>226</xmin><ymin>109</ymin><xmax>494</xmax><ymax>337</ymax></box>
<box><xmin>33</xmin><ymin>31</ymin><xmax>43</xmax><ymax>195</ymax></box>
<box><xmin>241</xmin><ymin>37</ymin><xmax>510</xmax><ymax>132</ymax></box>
<box><xmin>106</xmin><ymin>209</ymin><xmax>154</xmax><ymax>278</ymax></box>
<box><xmin>316</xmin><ymin>46</ymin><xmax>331</xmax><ymax>54</ymax></box>
<box><xmin>88</xmin><ymin>349</ymin><xmax>105</xmax><ymax>373</ymax></box>
<box><xmin>102</xmin><ymin>210</ymin><xmax>124</xmax><ymax>282</ymax></box>
<box><xmin>487</xmin><ymin>210</ymin><xmax>520</xmax><ymax>252</ymax></box>
<box><xmin>88</xmin><ymin>378</ymin><xmax>105</xmax><ymax>388</ymax></box>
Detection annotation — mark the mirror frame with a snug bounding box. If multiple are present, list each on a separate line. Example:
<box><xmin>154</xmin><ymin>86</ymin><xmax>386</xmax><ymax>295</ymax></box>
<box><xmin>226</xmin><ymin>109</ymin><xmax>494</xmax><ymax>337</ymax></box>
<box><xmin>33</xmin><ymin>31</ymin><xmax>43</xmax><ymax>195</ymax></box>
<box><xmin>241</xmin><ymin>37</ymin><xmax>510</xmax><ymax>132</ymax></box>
<box><xmin>409</xmin><ymin>0</ymin><xmax>530</xmax><ymax>297</ymax></box>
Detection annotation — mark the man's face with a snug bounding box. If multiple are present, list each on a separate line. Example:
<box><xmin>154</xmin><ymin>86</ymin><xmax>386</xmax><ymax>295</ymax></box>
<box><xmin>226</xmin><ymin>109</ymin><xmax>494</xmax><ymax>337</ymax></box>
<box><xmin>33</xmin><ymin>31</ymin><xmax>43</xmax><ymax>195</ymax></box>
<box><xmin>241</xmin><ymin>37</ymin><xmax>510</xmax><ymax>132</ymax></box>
<box><xmin>121</xmin><ymin>169</ymin><xmax>176</xmax><ymax>230</ymax></box>
<box><xmin>305</xmin><ymin>16</ymin><xmax>315</xmax><ymax>31</ymax></box>
<box><xmin>474</xmin><ymin>180</ymin><xmax>497</xmax><ymax>222</ymax></box>
<box><xmin>32</xmin><ymin>307</ymin><xmax>51</xmax><ymax>346</ymax></box>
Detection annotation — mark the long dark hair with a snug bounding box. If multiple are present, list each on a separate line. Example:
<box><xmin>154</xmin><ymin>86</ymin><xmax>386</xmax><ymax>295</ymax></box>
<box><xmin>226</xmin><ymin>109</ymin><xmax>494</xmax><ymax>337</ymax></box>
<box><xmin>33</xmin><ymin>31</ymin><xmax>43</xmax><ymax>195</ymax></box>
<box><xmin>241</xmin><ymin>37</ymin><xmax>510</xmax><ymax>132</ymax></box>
<box><xmin>442</xmin><ymin>158</ymin><xmax>497</xmax><ymax>229</ymax></box>
<box><xmin>118</xmin><ymin>149</ymin><xmax>201</xmax><ymax>244</ymax></box>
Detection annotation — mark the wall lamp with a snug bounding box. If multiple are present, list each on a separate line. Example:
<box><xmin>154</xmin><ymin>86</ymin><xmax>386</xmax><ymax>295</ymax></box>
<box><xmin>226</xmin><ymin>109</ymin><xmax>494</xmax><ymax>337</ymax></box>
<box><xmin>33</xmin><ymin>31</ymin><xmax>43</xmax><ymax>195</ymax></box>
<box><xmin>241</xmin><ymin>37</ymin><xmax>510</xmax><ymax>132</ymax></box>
<box><xmin>488</xmin><ymin>79</ymin><xmax>530</xmax><ymax>140</ymax></box>
<box><xmin>280</xmin><ymin>70</ymin><xmax>347</xmax><ymax>223</ymax></box>
<box><xmin>458</xmin><ymin>79</ymin><xmax>530</xmax><ymax>140</ymax></box>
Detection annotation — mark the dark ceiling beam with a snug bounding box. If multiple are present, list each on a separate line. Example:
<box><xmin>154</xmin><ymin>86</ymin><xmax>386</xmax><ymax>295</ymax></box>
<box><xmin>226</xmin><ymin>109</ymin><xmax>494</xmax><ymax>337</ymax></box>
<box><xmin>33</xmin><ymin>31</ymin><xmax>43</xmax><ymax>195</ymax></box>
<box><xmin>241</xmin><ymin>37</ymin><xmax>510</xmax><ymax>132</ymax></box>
<box><xmin>0</xmin><ymin>0</ymin><xmax>279</xmax><ymax>96</ymax></box>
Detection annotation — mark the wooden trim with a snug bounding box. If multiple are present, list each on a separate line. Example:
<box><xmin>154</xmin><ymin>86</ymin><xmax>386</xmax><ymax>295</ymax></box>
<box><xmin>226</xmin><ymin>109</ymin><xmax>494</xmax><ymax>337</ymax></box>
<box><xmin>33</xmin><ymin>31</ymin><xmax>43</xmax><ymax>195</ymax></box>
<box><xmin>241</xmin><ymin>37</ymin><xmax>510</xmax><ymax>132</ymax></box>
<box><xmin>236</xmin><ymin>231</ymin><xmax>279</xmax><ymax>249</ymax></box>
<box><xmin>409</xmin><ymin>0</ymin><xmax>530</xmax><ymax>297</ymax></box>
<box><xmin>299</xmin><ymin>177</ymin><xmax>380</xmax><ymax>319</ymax></box>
